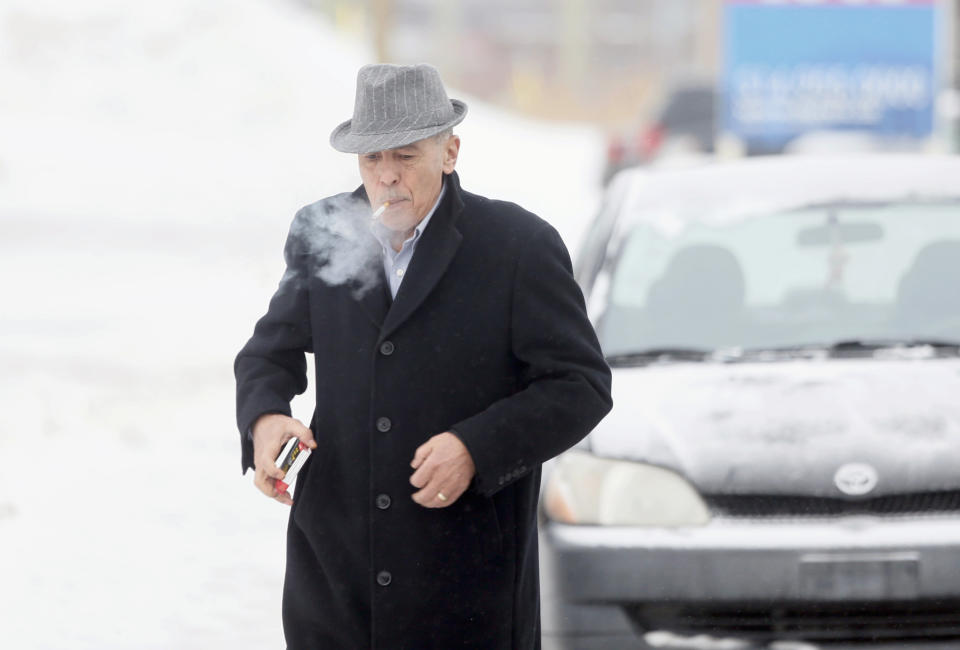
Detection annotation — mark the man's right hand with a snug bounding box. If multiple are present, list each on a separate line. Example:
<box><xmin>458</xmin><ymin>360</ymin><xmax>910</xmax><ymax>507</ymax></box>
<box><xmin>252</xmin><ymin>413</ymin><xmax>317</xmax><ymax>506</ymax></box>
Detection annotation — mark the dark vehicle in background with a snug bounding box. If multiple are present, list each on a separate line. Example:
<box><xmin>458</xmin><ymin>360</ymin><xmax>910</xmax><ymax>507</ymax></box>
<box><xmin>604</xmin><ymin>83</ymin><xmax>716</xmax><ymax>183</ymax></box>
<box><xmin>541</xmin><ymin>155</ymin><xmax>960</xmax><ymax>649</ymax></box>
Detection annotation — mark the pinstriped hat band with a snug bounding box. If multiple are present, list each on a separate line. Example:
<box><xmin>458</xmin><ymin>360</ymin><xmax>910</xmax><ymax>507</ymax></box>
<box><xmin>330</xmin><ymin>63</ymin><xmax>468</xmax><ymax>154</ymax></box>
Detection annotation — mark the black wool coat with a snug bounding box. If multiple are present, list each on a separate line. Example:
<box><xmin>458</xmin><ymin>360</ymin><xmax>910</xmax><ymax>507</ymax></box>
<box><xmin>235</xmin><ymin>172</ymin><xmax>612</xmax><ymax>649</ymax></box>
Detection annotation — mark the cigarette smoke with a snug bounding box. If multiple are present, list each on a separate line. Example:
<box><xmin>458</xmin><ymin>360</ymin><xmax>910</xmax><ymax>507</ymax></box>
<box><xmin>283</xmin><ymin>194</ymin><xmax>383</xmax><ymax>297</ymax></box>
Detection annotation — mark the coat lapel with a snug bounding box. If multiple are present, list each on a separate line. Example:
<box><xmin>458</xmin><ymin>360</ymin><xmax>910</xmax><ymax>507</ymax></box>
<box><xmin>356</xmin><ymin>265</ymin><xmax>392</xmax><ymax>329</ymax></box>
<box><xmin>379</xmin><ymin>173</ymin><xmax>464</xmax><ymax>342</ymax></box>
<box><xmin>336</xmin><ymin>184</ymin><xmax>392</xmax><ymax>329</ymax></box>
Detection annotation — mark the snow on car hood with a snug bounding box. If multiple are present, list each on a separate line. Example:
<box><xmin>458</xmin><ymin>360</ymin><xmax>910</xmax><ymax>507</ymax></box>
<box><xmin>589</xmin><ymin>357</ymin><xmax>960</xmax><ymax>496</ymax></box>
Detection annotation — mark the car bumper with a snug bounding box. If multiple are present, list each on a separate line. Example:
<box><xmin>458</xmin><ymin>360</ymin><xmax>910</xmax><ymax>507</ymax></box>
<box><xmin>546</xmin><ymin>516</ymin><xmax>960</xmax><ymax>601</ymax></box>
<box><xmin>541</xmin><ymin>516</ymin><xmax>960</xmax><ymax>645</ymax></box>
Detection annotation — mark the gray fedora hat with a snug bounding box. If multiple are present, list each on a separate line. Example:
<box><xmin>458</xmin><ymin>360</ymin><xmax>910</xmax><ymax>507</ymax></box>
<box><xmin>330</xmin><ymin>63</ymin><xmax>468</xmax><ymax>154</ymax></box>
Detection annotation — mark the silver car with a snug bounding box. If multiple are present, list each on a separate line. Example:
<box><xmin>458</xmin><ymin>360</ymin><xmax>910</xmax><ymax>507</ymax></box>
<box><xmin>541</xmin><ymin>154</ymin><xmax>960</xmax><ymax>649</ymax></box>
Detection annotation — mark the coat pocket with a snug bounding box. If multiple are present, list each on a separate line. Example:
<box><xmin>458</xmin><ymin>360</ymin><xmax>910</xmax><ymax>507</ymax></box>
<box><xmin>461</xmin><ymin>492</ymin><xmax>503</xmax><ymax>563</ymax></box>
<box><xmin>289</xmin><ymin>443</ymin><xmax>329</xmax><ymax>531</ymax></box>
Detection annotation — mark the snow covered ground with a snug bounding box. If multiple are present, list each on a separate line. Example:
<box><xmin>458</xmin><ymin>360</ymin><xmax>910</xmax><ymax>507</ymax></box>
<box><xmin>0</xmin><ymin>1</ymin><xmax>604</xmax><ymax>647</ymax></box>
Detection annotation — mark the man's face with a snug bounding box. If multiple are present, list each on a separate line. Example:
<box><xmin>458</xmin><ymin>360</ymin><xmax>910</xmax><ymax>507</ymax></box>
<box><xmin>359</xmin><ymin>134</ymin><xmax>460</xmax><ymax>236</ymax></box>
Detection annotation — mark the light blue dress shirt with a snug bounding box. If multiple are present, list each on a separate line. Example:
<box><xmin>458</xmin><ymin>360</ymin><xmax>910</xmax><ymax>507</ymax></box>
<box><xmin>369</xmin><ymin>180</ymin><xmax>446</xmax><ymax>299</ymax></box>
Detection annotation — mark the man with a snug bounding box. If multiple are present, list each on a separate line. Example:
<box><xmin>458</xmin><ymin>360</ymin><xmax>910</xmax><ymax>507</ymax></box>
<box><xmin>235</xmin><ymin>63</ymin><xmax>612</xmax><ymax>649</ymax></box>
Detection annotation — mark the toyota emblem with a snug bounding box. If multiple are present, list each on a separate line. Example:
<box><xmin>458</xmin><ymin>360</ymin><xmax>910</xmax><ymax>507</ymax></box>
<box><xmin>834</xmin><ymin>463</ymin><xmax>879</xmax><ymax>496</ymax></box>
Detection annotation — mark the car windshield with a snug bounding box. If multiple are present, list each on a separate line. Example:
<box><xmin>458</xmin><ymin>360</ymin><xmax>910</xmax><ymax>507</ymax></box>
<box><xmin>599</xmin><ymin>201</ymin><xmax>960</xmax><ymax>356</ymax></box>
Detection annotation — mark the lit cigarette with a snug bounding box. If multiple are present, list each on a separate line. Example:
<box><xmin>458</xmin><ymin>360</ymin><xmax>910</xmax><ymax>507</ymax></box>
<box><xmin>372</xmin><ymin>201</ymin><xmax>390</xmax><ymax>219</ymax></box>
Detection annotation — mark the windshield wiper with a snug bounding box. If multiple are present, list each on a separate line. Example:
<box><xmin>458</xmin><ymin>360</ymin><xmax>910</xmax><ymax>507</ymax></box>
<box><xmin>828</xmin><ymin>338</ymin><xmax>960</xmax><ymax>351</ymax></box>
<box><xmin>742</xmin><ymin>338</ymin><xmax>960</xmax><ymax>357</ymax></box>
<box><xmin>833</xmin><ymin>338</ymin><xmax>960</xmax><ymax>357</ymax></box>
<box><xmin>608</xmin><ymin>339</ymin><xmax>960</xmax><ymax>366</ymax></box>
<box><xmin>605</xmin><ymin>347</ymin><xmax>711</xmax><ymax>366</ymax></box>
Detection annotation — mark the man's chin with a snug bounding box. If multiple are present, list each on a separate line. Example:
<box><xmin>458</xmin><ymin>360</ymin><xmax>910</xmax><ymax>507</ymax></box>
<box><xmin>379</xmin><ymin>213</ymin><xmax>416</xmax><ymax>232</ymax></box>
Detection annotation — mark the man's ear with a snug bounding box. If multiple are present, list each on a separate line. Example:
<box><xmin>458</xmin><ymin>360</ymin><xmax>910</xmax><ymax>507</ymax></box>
<box><xmin>441</xmin><ymin>135</ymin><xmax>460</xmax><ymax>174</ymax></box>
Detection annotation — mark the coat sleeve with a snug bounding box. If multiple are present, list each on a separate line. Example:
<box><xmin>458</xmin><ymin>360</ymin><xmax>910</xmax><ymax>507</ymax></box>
<box><xmin>451</xmin><ymin>222</ymin><xmax>612</xmax><ymax>497</ymax></box>
<box><xmin>234</xmin><ymin>211</ymin><xmax>313</xmax><ymax>474</ymax></box>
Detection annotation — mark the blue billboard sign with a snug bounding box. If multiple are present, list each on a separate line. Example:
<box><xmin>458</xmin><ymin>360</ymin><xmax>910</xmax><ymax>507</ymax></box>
<box><xmin>723</xmin><ymin>0</ymin><xmax>941</xmax><ymax>151</ymax></box>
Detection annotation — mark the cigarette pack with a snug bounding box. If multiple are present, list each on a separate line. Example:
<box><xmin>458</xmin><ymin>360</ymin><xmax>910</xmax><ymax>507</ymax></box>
<box><xmin>274</xmin><ymin>438</ymin><xmax>312</xmax><ymax>493</ymax></box>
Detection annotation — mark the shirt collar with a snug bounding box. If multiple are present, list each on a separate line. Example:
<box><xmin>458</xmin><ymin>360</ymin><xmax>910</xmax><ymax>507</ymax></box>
<box><xmin>370</xmin><ymin>178</ymin><xmax>446</xmax><ymax>254</ymax></box>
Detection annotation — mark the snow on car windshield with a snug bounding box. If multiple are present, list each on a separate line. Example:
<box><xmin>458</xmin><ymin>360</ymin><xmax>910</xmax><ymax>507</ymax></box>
<box><xmin>600</xmin><ymin>201</ymin><xmax>960</xmax><ymax>355</ymax></box>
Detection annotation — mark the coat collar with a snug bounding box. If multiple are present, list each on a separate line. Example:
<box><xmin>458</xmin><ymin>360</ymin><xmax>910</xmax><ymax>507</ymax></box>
<box><xmin>352</xmin><ymin>172</ymin><xmax>465</xmax><ymax>340</ymax></box>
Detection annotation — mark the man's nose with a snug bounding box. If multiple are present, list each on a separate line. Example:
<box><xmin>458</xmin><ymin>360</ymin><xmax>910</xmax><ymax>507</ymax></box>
<box><xmin>378</xmin><ymin>159</ymin><xmax>400</xmax><ymax>186</ymax></box>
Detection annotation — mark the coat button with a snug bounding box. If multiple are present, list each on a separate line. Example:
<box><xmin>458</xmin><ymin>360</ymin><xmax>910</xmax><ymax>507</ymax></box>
<box><xmin>379</xmin><ymin>340</ymin><xmax>395</xmax><ymax>356</ymax></box>
<box><xmin>376</xmin><ymin>570</ymin><xmax>392</xmax><ymax>586</ymax></box>
<box><xmin>375</xmin><ymin>494</ymin><xmax>391</xmax><ymax>510</ymax></box>
<box><xmin>376</xmin><ymin>417</ymin><xmax>392</xmax><ymax>432</ymax></box>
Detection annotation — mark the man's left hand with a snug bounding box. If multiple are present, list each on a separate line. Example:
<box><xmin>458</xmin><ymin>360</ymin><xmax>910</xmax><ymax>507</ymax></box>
<box><xmin>410</xmin><ymin>432</ymin><xmax>476</xmax><ymax>508</ymax></box>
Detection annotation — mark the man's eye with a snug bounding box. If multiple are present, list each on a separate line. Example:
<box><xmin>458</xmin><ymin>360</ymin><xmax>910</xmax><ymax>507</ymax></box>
<box><xmin>364</xmin><ymin>154</ymin><xmax>380</xmax><ymax>161</ymax></box>
<box><xmin>399</xmin><ymin>155</ymin><xmax>415</xmax><ymax>161</ymax></box>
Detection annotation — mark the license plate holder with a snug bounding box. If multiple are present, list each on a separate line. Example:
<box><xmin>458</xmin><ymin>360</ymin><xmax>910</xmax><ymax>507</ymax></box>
<box><xmin>799</xmin><ymin>552</ymin><xmax>920</xmax><ymax>599</ymax></box>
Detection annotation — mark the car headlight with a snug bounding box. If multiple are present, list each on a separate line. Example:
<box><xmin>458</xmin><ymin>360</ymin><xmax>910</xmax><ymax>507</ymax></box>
<box><xmin>543</xmin><ymin>450</ymin><xmax>710</xmax><ymax>526</ymax></box>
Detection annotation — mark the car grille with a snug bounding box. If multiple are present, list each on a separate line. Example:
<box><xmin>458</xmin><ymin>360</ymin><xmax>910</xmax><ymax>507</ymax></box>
<box><xmin>626</xmin><ymin>600</ymin><xmax>960</xmax><ymax>642</ymax></box>
<box><xmin>705</xmin><ymin>491</ymin><xmax>960</xmax><ymax>518</ymax></box>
